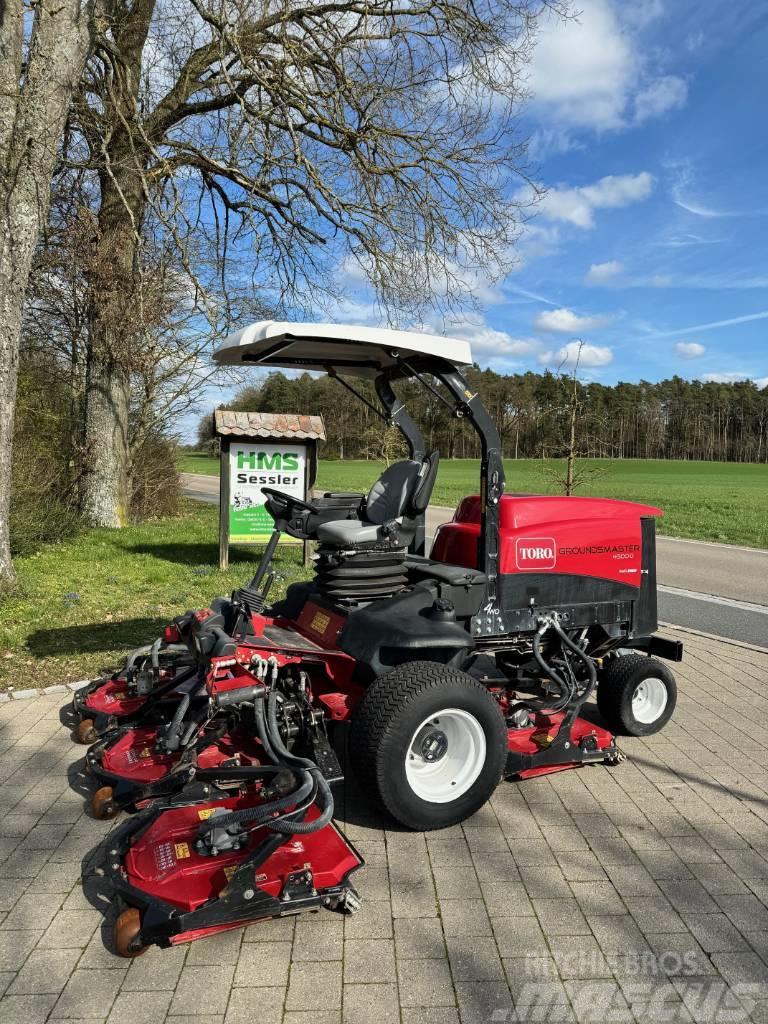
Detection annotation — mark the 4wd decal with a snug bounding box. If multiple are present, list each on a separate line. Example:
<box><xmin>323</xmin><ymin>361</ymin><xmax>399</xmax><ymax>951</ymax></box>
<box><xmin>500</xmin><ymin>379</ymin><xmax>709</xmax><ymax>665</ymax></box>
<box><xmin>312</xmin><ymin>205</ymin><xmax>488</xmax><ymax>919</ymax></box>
<box><xmin>515</xmin><ymin>537</ymin><xmax>556</xmax><ymax>570</ymax></box>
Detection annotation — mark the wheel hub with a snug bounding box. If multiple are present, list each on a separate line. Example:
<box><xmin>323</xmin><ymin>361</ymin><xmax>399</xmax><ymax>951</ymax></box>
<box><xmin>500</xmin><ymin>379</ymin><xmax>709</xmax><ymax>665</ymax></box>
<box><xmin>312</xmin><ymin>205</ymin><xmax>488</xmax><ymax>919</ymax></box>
<box><xmin>632</xmin><ymin>677</ymin><xmax>668</xmax><ymax>724</ymax></box>
<box><xmin>420</xmin><ymin>727</ymin><xmax>448</xmax><ymax>763</ymax></box>
<box><xmin>405</xmin><ymin>708</ymin><xmax>486</xmax><ymax>804</ymax></box>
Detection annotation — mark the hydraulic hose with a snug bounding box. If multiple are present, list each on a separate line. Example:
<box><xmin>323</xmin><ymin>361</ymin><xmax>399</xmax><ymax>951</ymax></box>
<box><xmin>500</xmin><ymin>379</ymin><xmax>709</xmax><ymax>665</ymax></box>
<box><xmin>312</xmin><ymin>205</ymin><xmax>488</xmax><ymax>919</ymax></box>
<box><xmin>254</xmin><ymin>697</ymin><xmax>280</xmax><ymax>765</ymax></box>
<box><xmin>550</xmin><ymin>619</ymin><xmax>598</xmax><ymax>704</ymax></box>
<box><xmin>532</xmin><ymin>626</ymin><xmax>573</xmax><ymax>713</ymax></box>
<box><xmin>197</xmin><ymin>770</ymin><xmax>314</xmax><ymax>834</ymax></box>
<box><xmin>265</xmin><ymin>686</ymin><xmax>334</xmax><ymax>835</ymax></box>
<box><xmin>163</xmin><ymin>692</ymin><xmax>190</xmax><ymax>751</ymax></box>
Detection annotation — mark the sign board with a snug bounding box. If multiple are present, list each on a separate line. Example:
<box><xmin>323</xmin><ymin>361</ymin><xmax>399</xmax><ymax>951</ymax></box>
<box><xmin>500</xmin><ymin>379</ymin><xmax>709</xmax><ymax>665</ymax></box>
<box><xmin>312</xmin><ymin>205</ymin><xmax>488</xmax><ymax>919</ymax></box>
<box><xmin>228</xmin><ymin>442</ymin><xmax>307</xmax><ymax>544</ymax></box>
<box><xmin>214</xmin><ymin>410</ymin><xmax>325</xmax><ymax>571</ymax></box>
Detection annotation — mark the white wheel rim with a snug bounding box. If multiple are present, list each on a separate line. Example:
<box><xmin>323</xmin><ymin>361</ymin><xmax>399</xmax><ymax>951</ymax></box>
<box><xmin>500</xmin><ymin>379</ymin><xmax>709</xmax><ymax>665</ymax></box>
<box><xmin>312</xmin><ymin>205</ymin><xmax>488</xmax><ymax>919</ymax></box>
<box><xmin>632</xmin><ymin>678</ymin><xmax>668</xmax><ymax>724</ymax></box>
<box><xmin>404</xmin><ymin>708</ymin><xmax>486</xmax><ymax>804</ymax></box>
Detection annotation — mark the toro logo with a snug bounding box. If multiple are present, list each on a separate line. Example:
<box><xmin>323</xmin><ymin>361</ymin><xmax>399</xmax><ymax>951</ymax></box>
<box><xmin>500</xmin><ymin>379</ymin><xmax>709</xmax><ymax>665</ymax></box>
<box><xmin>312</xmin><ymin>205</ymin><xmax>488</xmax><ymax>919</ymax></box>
<box><xmin>515</xmin><ymin>537</ymin><xmax>557</xmax><ymax>570</ymax></box>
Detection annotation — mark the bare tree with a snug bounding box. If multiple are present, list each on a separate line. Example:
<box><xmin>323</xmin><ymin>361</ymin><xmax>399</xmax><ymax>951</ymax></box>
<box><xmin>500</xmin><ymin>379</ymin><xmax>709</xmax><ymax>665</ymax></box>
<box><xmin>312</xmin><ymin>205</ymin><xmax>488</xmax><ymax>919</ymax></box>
<box><xmin>0</xmin><ymin>0</ymin><xmax>98</xmax><ymax>584</ymax></box>
<box><xmin>62</xmin><ymin>0</ymin><xmax>566</xmax><ymax>527</ymax></box>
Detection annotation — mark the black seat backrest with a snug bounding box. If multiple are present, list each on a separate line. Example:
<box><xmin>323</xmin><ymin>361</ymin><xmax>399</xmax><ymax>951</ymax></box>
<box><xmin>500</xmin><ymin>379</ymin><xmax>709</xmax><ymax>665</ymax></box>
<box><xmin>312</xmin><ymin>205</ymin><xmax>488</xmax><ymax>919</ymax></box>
<box><xmin>365</xmin><ymin>460</ymin><xmax>421</xmax><ymax>525</ymax></box>
<box><xmin>407</xmin><ymin>450</ymin><xmax>439</xmax><ymax>515</ymax></box>
<box><xmin>365</xmin><ymin>452</ymin><xmax>439</xmax><ymax>526</ymax></box>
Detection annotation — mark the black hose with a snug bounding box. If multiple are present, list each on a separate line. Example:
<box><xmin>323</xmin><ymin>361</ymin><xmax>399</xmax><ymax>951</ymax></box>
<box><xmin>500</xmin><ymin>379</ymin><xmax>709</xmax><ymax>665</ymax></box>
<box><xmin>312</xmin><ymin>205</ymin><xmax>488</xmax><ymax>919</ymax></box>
<box><xmin>254</xmin><ymin>698</ymin><xmax>279</xmax><ymax>765</ymax></box>
<box><xmin>532</xmin><ymin>628</ymin><xmax>573</xmax><ymax>713</ymax></box>
<box><xmin>265</xmin><ymin>686</ymin><xmax>334</xmax><ymax>835</ymax></box>
<box><xmin>197</xmin><ymin>770</ymin><xmax>314</xmax><ymax>834</ymax></box>
<box><xmin>550</xmin><ymin>620</ymin><xmax>598</xmax><ymax>703</ymax></box>
<box><xmin>163</xmin><ymin>693</ymin><xmax>190</xmax><ymax>751</ymax></box>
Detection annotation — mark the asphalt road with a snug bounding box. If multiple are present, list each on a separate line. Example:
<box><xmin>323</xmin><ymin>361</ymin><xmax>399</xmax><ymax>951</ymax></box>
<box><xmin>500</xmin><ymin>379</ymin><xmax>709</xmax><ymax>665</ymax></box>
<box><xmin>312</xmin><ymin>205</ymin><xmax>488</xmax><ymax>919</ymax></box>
<box><xmin>181</xmin><ymin>472</ymin><xmax>768</xmax><ymax>647</ymax></box>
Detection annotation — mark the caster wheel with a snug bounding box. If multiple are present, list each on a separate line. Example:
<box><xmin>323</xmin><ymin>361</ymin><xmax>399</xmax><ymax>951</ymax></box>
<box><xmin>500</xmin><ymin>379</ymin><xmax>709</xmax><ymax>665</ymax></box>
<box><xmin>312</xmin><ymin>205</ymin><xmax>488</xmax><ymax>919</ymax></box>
<box><xmin>76</xmin><ymin>719</ymin><xmax>98</xmax><ymax>745</ymax></box>
<box><xmin>91</xmin><ymin>786</ymin><xmax>118</xmax><ymax>820</ymax></box>
<box><xmin>113</xmin><ymin>909</ymin><xmax>147</xmax><ymax>958</ymax></box>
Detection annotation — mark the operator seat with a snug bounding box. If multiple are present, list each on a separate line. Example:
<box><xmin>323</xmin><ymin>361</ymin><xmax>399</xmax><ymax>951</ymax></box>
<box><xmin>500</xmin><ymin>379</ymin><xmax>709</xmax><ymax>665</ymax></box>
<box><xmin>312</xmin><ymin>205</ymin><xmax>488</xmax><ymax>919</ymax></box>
<box><xmin>317</xmin><ymin>452</ymin><xmax>439</xmax><ymax>550</ymax></box>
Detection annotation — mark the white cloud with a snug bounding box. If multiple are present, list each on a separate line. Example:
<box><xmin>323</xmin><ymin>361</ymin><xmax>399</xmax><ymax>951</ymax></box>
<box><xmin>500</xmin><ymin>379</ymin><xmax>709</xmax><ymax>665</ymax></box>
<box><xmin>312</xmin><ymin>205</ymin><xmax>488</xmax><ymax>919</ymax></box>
<box><xmin>586</xmin><ymin>260</ymin><xmax>623</xmax><ymax>284</ymax></box>
<box><xmin>675</xmin><ymin>342</ymin><xmax>705</xmax><ymax>359</ymax></box>
<box><xmin>538</xmin><ymin>172</ymin><xmax>654</xmax><ymax>229</ymax></box>
<box><xmin>452</xmin><ymin>323</ymin><xmax>536</xmax><ymax>359</ymax></box>
<box><xmin>634</xmin><ymin>75</ymin><xmax>688</xmax><ymax>123</ymax></box>
<box><xmin>701</xmin><ymin>372</ymin><xmax>768</xmax><ymax>387</ymax></box>
<box><xmin>540</xmin><ymin>342</ymin><xmax>614</xmax><ymax>368</ymax></box>
<box><xmin>528</xmin><ymin>0</ymin><xmax>634</xmax><ymax>130</ymax></box>
<box><xmin>534</xmin><ymin>307</ymin><xmax>613</xmax><ymax>334</ymax></box>
<box><xmin>527</xmin><ymin>0</ymin><xmax>689</xmax><ymax>136</ymax></box>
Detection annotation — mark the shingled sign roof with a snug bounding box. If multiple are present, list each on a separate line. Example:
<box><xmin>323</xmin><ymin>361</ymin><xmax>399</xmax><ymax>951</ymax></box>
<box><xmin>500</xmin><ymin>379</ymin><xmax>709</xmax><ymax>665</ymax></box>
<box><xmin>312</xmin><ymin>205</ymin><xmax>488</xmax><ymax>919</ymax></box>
<box><xmin>214</xmin><ymin>410</ymin><xmax>326</xmax><ymax>441</ymax></box>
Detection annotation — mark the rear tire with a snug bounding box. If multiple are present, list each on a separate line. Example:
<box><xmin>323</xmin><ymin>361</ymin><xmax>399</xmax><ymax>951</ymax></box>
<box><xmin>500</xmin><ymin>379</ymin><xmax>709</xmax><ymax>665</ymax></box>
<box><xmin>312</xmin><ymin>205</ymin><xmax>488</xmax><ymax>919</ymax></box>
<box><xmin>350</xmin><ymin>661</ymin><xmax>507</xmax><ymax>831</ymax></box>
<box><xmin>597</xmin><ymin>654</ymin><xmax>676</xmax><ymax>737</ymax></box>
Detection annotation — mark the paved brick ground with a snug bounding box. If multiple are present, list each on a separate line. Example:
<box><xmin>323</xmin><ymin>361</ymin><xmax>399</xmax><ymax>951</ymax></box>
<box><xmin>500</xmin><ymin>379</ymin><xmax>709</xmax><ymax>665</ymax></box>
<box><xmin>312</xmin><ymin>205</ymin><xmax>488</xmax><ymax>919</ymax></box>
<box><xmin>2</xmin><ymin>628</ymin><xmax>768</xmax><ymax>1023</ymax></box>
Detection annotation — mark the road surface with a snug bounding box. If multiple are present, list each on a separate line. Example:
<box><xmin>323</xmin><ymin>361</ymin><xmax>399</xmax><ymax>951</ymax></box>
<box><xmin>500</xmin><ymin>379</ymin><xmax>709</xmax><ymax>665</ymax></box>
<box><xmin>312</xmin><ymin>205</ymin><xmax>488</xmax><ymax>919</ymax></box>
<box><xmin>181</xmin><ymin>472</ymin><xmax>768</xmax><ymax>647</ymax></box>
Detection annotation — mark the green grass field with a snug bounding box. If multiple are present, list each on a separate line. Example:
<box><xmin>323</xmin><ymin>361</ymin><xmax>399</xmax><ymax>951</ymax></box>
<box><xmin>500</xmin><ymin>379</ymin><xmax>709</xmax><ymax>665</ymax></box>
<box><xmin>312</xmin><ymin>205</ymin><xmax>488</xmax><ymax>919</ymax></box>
<box><xmin>180</xmin><ymin>453</ymin><xmax>768</xmax><ymax>548</ymax></box>
<box><xmin>0</xmin><ymin>502</ymin><xmax>308</xmax><ymax>691</ymax></box>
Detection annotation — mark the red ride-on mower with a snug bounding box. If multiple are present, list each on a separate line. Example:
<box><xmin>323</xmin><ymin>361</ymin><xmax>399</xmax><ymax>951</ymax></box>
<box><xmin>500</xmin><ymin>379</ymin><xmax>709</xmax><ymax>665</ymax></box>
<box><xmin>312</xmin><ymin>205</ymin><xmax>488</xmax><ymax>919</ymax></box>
<box><xmin>96</xmin><ymin>321</ymin><xmax>682</xmax><ymax>954</ymax></box>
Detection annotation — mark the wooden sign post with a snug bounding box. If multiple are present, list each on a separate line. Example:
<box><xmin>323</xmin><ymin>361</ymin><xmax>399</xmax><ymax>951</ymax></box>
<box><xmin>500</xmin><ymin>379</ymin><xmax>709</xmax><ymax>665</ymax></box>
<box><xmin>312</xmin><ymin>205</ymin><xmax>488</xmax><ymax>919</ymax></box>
<box><xmin>214</xmin><ymin>412</ymin><xmax>326</xmax><ymax>570</ymax></box>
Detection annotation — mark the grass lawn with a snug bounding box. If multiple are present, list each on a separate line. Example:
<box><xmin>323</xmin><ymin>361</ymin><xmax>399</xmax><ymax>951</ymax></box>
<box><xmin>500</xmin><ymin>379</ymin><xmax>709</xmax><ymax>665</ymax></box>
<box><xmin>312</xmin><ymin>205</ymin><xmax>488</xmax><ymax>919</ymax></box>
<box><xmin>178</xmin><ymin>452</ymin><xmax>767</xmax><ymax>548</ymax></box>
<box><xmin>0</xmin><ymin>502</ymin><xmax>309</xmax><ymax>692</ymax></box>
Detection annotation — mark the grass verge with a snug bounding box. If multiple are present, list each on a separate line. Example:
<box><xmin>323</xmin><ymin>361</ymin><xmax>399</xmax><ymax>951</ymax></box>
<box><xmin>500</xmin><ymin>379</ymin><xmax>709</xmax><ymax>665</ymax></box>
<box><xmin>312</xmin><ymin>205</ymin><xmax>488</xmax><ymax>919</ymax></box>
<box><xmin>179</xmin><ymin>453</ymin><xmax>768</xmax><ymax>548</ymax></box>
<box><xmin>0</xmin><ymin>501</ymin><xmax>308</xmax><ymax>691</ymax></box>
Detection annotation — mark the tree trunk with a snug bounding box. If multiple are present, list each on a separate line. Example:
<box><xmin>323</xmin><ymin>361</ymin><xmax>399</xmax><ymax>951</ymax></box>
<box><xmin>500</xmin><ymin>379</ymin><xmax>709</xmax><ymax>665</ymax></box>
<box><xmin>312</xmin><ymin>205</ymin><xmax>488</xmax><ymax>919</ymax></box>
<box><xmin>82</xmin><ymin>346</ymin><xmax>131</xmax><ymax>526</ymax></box>
<box><xmin>0</xmin><ymin>0</ymin><xmax>92</xmax><ymax>583</ymax></box>
<box><xmin>81</xmin><ymin>173</ymin><xmax>145</xmax><ymax>526</ymax></box>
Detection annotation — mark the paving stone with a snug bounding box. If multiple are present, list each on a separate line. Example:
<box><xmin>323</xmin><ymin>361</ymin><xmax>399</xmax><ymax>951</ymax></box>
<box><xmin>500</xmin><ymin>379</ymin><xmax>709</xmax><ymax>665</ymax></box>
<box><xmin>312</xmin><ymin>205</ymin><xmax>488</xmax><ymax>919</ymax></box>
<box><xmin>284</xmin><ymin>1013</ymin><xmax>340</xmax><ymax>1024</ymax></box>
<box><xmin>682</xmin><ymin>912</ymin><xmax>750</xmax><ymax>953</ymax></box>
<box><xmin>106</xmin><ymin>990</ymin><xmax>171</xmax><ymax>1024</ymax></box>
<box><xmin>53</xmin><ymin>967</ymin><xmax>127</xmax><ymax>1017</ymax></box>
<box><xmin>9</xmin><ymin>947</ymin><xmax>82</xmax><ymax>995</ymax></box>
<box><xmin>224</xmin><ymin>985</ymin><xmax>284</xmax><ymax>1024</ymax></box>
<box><xmin>0</xmin><ymin>928</ymin><xmax>43</xmax><ymax>970</ymax></box>
<box><xmin>343</xmin><ymin>899</ymin><xmax>392</xmax><ymax>940</ymax></box>
<box><xmin>292</xmin><ymin>919</ymin><xmax>344</xmax><ymax>961</ymax></box>
<box><xmin>342</xmin><ymin>982</ymin><xmax>399</xmax><ymax>1024</ymax></box>
<box><xmin>38</xmin><ymin>910</ymin><xmax>100</xmax><ymax>949</ymax></box>
<box><xmin>532</xmin><ymin>897</ymin><xmax>591</xmax><ymax>936</ymax></box>
<box><xmin>343</xmin><ymin>937</ymin><xmax>396</xmax><ymax>984</ymax></box>
<box><xmin>564</xmin><ymin>979</ymin><xmax>633</xmax><ymax>1022</ymax></box>
<box><xmin>719</xmin><ymin>893</ymin><xmax>768</xmax><ymax>932</ymax></box>
<box><xmin>439</xmin><ymin>898</ymin><xmax>491</xmax><ymax>937</ymax></box>
<box><xmin>400</xmin><ymin>1010</ymin><xmax>459</xmax><ymax>1024</ymax></box>
<box><xmin>393</xmin><ymin>917</ymin><xmax>445</xmax><ymax>959</ymax></box>
<box><xmin>623</xmin><ymin>896</ymin><xmax>689</xmax><ymax>935</ymax></box>
<box><xmin>490</xmin><ymin>915</ymin><xmax>548</xmax><ymax>957</ymax></box>
<box><xmin>0</xmin><ymin>992</ymin><xmax>59</xmax><ymax>1024</ymax></box>
<box><xmin>454</xmin><ymin>980</ymin><xmax>512</xmax><ymax>1023</ymax></box>
<box><xmin>570</xmin><ymin>880</ymin><xmax>624</xmax><ymax>916</ymax></box>
<box><xmin>168</xmin><ymin>966</ymin><xmax>235</xmax><ymax>1015</ymax></box>
<box><xmin>286</xmin><ymin>960</ymin><xmax>342</xmax><ymax>1011</ymax></box>
<box><xmin>445</xmin><ymin>935</ymin><xmax>503</xmax><ymax>981</ymax></box>
<box><xmin>645</xmin><ymin>931</ymin><xmax>717</xmax><ymax>976</ymax></box>
<box><xmin>121</xmin><ymin>944</ymin><xmax>187</xmax><ymax>991</ymax></box>
<box><xmin>233</xmin><ymin>941</ymin><xmax>291</xmax><ymax>987</ymax></box>
<box><xmin>396</xmin><ymin>957</ymin><xmax>455</xmax><ymax>1007</ymax></box>
<box><xmin>185</xmin><ymin>928</ymin><xmax>243</xmax><ymax>966</ymax></box>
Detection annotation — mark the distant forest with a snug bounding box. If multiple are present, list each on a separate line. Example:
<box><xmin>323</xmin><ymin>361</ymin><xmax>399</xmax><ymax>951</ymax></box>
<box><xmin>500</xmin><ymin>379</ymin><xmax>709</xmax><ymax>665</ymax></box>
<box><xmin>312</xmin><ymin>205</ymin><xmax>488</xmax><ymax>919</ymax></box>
<box><xmin>199</xmin><ymin>368</ymin><xmax>768</xmax><ymax>464</ymax></box>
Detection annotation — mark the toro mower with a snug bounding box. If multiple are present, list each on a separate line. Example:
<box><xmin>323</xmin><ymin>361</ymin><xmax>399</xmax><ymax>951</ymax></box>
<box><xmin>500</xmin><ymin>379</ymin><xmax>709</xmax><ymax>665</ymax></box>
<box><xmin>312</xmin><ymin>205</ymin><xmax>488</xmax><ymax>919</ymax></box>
<box><xmin>87</xmin><ymin>321</ymin><xmax>681</xmax><ymax>955</ymax></box>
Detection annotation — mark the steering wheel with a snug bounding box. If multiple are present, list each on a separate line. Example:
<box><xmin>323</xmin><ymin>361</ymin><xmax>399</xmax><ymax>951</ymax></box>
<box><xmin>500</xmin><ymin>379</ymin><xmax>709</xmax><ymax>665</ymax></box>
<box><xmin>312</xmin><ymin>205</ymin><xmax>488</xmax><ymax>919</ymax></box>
<box><xmin>260</xmin><ymin>487</ymin><xmax>318</xmax><ymax>515</ymax></box>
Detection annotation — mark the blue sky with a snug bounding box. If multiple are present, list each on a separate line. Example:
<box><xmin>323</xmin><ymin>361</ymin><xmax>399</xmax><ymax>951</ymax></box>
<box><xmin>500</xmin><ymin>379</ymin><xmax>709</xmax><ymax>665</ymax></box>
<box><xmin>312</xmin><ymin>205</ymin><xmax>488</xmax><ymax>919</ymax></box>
<box><xmin>182</xmin><ymin>1</ymin><xmax>767</xmax><ymax>439</ymax></box>
<box><xmin>337</xmin><ymin>0</ymin><xmax>768</xmax><ymax>387</ymax></box>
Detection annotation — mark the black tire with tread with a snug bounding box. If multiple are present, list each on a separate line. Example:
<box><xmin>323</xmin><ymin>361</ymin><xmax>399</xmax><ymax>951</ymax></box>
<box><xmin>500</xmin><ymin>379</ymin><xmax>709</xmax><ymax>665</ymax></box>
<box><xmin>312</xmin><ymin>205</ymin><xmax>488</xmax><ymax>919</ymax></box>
<box><xmin>349</xmin><ymin>661</ymin><xmax>507</xmax><ymax>831</ymax></box>
<box><xmin>596</xmin><ymin>653</ymin><xmax>677</xmax><ymax>737</ymax></box>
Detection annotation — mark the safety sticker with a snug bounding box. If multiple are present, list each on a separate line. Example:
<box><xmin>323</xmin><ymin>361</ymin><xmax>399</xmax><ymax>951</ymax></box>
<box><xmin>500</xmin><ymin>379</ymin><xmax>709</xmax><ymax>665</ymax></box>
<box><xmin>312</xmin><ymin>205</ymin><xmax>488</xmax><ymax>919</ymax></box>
<box><xmin>223</xmin><ymin>865</ymin><xmax>237</xmax><ymax>882</ymax></box>
<box><xmin>140</xmin><ymin>747</ymin><xmax>152</xmax><ymax>759</ymax></box>
<box><xmin>310</xmin><ymin>611</ymin><xmax>331</xmax><ymax>634</ymax></box>
<box><xmin>197</xmin><ymin>808</ymin><xmax>216</xmax><ymax>820</ymax></box>
<box><xmin>174</xmin><ymin>842</ymin><xmax>191</xmax><ymax>859</ymax></box>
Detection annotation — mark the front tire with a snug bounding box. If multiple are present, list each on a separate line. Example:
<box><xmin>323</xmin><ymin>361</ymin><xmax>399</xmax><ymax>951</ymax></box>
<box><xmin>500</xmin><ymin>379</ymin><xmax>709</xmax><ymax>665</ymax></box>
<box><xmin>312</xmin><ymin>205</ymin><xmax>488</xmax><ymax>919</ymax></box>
<box><xmin>597</xmin><ymin>654</ymin><xmax>677</xmax><ymax>737</ymax></box>
<box><xmin>350</xmin><ymin>662</ymin><xmax>507</xmax><ymax>830</ymax></box>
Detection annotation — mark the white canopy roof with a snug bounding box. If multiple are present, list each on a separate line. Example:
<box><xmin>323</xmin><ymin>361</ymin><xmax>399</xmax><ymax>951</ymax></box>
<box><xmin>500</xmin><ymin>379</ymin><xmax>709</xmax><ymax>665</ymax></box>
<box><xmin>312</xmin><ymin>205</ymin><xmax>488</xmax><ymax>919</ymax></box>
<box><xmin>213</xmin><ymin>321</ymin><xmax>472</xmax><ymax>378</ymax></box>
